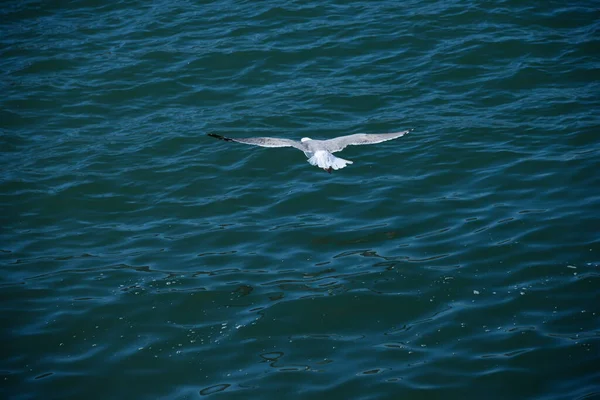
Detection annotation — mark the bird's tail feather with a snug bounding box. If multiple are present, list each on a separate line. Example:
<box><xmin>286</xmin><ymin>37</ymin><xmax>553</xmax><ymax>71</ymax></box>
<box><xmin>308</xmin><ymin>151</ymin><xmax>353</xmax><ymax>170</ymax></box>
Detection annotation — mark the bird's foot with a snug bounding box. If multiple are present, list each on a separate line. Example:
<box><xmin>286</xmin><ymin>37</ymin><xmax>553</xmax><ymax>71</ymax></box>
<box><xmin>327</xmin><ymin>167</ymin><xmax>332</xmax><ymax>174</ymax></box>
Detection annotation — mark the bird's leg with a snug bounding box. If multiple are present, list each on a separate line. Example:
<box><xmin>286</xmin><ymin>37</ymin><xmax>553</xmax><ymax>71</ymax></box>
<box><xmin>327</xmin><ymin>167</ymin><xmax>332</xmax><ymax>174</ymax></box>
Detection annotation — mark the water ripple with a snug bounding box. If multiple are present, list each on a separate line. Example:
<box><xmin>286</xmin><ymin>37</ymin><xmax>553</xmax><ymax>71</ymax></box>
<box><xmin>2</xmin><ymin>0</ymin><xmax>599</xmax><ymax>399</ymax></box>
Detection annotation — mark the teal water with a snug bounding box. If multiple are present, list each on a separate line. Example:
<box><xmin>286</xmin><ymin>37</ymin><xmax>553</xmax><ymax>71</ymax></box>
<box><xmin>2</xmin><ymin>1</ymin><xmax>599</xmax><ymax>399</ymax></box>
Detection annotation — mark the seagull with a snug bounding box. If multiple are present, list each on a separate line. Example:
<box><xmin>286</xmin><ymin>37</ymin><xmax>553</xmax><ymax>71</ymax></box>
<box><xmin>208</xmin><ymin>129</ymin><xmax>411</xmax><ymax>173</ymax></box>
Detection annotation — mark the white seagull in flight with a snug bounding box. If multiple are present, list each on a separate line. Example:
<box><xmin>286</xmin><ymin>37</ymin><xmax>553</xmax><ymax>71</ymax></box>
<box><xmin>208</xmin><ymin>129</ymin><xmax>411</xmax><ymax>173</ymax></box>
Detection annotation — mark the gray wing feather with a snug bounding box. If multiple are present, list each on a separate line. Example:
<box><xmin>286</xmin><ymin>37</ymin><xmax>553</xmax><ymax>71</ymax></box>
<box><xmin>323</xmin><ymin>130</ymin><xmax>411</xmax><ymax>153</ymax></box>
<box><xmin>208</xmin><ymin>134</ymin><xmax>304</xmax><ymax>151</ymax></box>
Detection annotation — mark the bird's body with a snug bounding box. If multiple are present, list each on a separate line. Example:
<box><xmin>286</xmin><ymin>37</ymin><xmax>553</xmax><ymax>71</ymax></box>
<box><xmin>208</xmin><ymin>130</ymin><xmax>411</xmax><ymax>172</ymax></box>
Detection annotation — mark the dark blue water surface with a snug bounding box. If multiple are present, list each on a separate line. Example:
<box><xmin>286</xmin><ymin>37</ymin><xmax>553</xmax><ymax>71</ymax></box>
<box><xmin>2</xmin><ymin>1</ymin><xmax>599</xmax><ymax>399</ymax></box>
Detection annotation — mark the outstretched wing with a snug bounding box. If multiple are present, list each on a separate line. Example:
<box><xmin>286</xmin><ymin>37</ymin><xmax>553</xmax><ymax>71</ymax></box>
<box><xmin>323</xmin><ymin>130</ymin><xmax>411</xmax><ymax>153</ymax></box>
<box><xmin>208</xmin><ymin>134</ymin><xmax>304</xmax><ymax>150</ymax></box>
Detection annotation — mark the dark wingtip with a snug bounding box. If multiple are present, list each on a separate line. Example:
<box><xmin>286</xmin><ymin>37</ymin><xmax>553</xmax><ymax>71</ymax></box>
<box><xmin>208</xmin><ymin>133</ymin><xmax>233</xmax><ymax>142</ymax></box>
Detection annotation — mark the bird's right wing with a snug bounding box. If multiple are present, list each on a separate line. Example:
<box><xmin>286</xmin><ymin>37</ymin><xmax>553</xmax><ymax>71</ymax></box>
<box><xmin>208</xmin><ymin>134</ymin><xmax>304</xmax><ymax>151</ymax></box>
<box><xmin>323</xmin><ymin>130</ymin><xmax>411</xmax><ymax>153</ymax></box>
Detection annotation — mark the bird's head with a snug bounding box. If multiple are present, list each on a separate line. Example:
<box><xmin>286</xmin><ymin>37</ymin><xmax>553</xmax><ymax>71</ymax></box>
<box><xmin>301</xmin><ymin>137</ymin><xmax>312</xmax><ymax>142</ymax></box>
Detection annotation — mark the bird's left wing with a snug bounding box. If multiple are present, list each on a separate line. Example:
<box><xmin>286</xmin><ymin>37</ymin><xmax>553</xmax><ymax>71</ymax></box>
<box><xmin>208</xmin><ymin>134</ymin><xmax>304</xmax><ymax>151</ymax></box>
<box><xmin>323</xmin><ymin>130</ymin><xmax>411</xmax><ymax>153</ymax></box>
